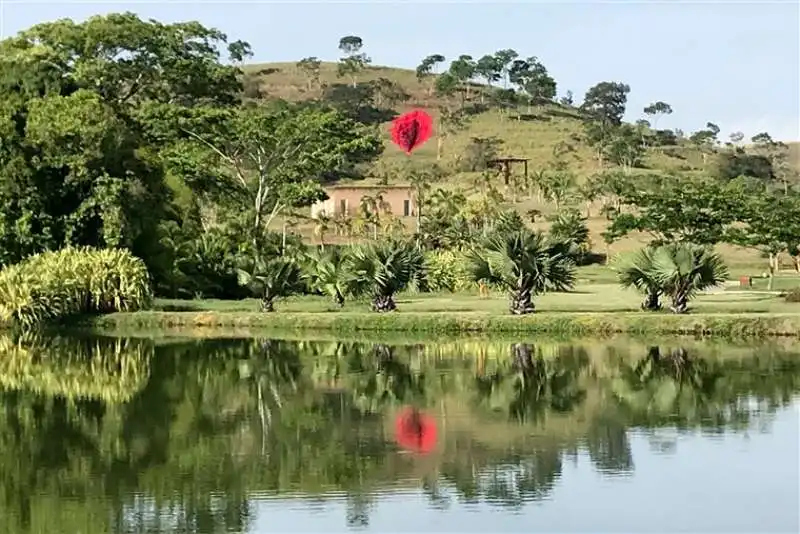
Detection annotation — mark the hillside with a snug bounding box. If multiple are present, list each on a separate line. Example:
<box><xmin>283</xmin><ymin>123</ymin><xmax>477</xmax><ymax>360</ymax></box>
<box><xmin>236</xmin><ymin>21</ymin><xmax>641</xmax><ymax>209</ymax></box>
<box><xmin>245</xmin><ymin>61</ymin><xmax>800</xmax><ymax>273</ymax></box>
<box><xmin>246</xmin><ymin>61</ymin><xmax>799</xmax><ymax>177</ymax></box>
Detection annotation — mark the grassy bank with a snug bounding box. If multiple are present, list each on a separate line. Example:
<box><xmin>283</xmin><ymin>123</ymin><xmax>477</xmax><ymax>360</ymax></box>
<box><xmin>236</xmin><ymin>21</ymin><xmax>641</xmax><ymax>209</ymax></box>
<box><xmin>89</xmin><ymin>309</ymin><xmax>800</xmax><ymax>338</ymax></box>
<box><xmin>86</xmin><ymin>284</ymin><xmax>800</xmax><ymax>337</ymax></box>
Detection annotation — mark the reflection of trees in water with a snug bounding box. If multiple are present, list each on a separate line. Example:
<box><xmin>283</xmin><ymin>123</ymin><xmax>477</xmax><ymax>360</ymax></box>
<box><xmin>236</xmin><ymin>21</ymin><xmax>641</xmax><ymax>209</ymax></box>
<box><xmin>0</xmin><ymin>337</ymin><xmax>799</xmax><ymax>532</ymax></box>
<box><xmin>473</xmin><ymin>344</ymin><xmax>590</xmax><ymax>424</ymax></box>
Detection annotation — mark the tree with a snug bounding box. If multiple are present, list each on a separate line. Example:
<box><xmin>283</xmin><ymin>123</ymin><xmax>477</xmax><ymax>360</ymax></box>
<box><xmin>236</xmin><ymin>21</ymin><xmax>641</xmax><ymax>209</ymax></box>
<box><xmin>605</xmin><ymin>124</ymin><xmax>646</xmax><ymax>171</ymax></box>
<box><xmin>237</xmin><ymin>256</ymin><xmax>306</xmax><ymax>312</ymax></box>
<box><xmin>643</xmin><ymin>101</ymin><xmax>673</xmax><ymax>129</ymax></box>
<box><xmin>732</xmin><ymin>190</ymin><xmax>800</xmax><ymax>287</ymax></box>
<box><xmin>0</xmin><ymin>13</ymin><xmax>245</xmax><ymax>272</ymax></box>
<box><xmin>648</xmin><ymin>243</ymin><xmax>729</xmax><ymax>313</ymax></box>
<box><xmin>512</xmin><ymin>57</ymin><xmax>557</xmax><ymax>113</ymax></box>
<box><xmin>434</xmin><ymin>74</ymin><xmax>471</xmax><ymax>160</ymax></box>
<box><xmin>716</xmin><ymin>149</ymin><xmax>774</xmax><ymax>182</ymax></box>
<box><xmin>547</xmin><ymin>208</ymin><xmax>591</xmax><ymax>263</ymax></box>
<box><xmin>366</xmin><ymin>77</ymin><xmax>410</xmax><ymax>108</ymax></box>
<box><xmin>447</xmin><ymin>55</ymin><xmax>477</xmax><ymax>99</ymax></box>
<box><xmin>614</xmin><ymin>247</ymin><xmax>664</xmax><ymax>311</ymax></box>
<box><xmin>581</xmin><ymin>82</ymin><xmax>631</xmax><ymax>127</ymax></box>
<box><xmin>605</xmin><ymin>174</ymin><xmax>745</xmax><ymax>246</ymax></box>
<box><xmin>750</xmin><ymin>132</ymin><xmax>797</xmax><ymax>194</ymax></box>
<box><xmin>348</xmin><ymin>240</ymin><xmax>425</xmax><ymax>312</ymax></box>
<box><xmin>415</xmin><ymin>54</ymin><xmax>446</xmax><ymax>95</ymax></box>
<box><xmin>305</xmin><ymin>247</ymin><xmax>356</xmax><ymax>307</ymax></box>
<box><xmin>559</xmin><ymin>90</ymin><xmax>574</xmax><ymax>106</ymax></box>
<box><xmin>475</xmin><ymin>55</ymin><xmax>501</xmax><ymax>101</ymax></box>
<box><xmin>493</xmin><ymin>49</ymin><xmax>519</xmax><ymax>89</ymax></box>
<box><xmin>689</xmin><ymin>122</ymin><xmax>720</xmax><ymax>166</ymax></box>
<box><xmin>580</xmin><ymin>82</ymin><xmax>631</xmax><ymax>166</ymax></box>
<box><xmin>337</xmin><ymin>35</ymin><xmax>371</xmax><ymax>88</ymax></box>
<box><xmin>467</xmin><ymin>229</ymin><xmax>576</xmax><ymax>314</ymax></box>
<box><xmin>296</xmin><ymin>56</ymin><xmax>322</xmax><ymax>92</ymax></box>
<box><xmin>176</xmin><ymin>103</ymin><xmax>382</xmax><ymax>245</ymax></box>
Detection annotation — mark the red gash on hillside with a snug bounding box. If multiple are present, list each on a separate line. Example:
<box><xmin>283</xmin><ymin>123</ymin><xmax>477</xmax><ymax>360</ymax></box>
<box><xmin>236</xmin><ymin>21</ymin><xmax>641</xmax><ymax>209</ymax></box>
<box><xmin>390</xmin><ymin>109</ymin><xmax>433</xmax><ymax>154</ymax></box>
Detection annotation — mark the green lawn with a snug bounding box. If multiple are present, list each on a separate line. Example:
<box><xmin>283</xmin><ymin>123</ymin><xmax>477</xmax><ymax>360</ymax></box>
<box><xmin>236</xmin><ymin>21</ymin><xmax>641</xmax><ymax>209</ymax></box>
<box><xmin>154</xmin><ymin>281</ymin><xmax>799</xmax><ymax>315</ymax></box>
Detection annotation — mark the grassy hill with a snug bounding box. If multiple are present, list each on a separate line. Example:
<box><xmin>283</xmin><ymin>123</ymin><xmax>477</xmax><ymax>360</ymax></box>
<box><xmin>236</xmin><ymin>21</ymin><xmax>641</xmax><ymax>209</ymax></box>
<box><xmin>245</xmin><ymin>62</ymin><xmax>800</xmax><ymax>275</ymax></box>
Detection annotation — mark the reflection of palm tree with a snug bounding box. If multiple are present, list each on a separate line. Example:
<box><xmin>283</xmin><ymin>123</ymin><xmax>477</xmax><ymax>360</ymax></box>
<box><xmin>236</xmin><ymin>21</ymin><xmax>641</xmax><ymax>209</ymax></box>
<box><xmin>611</xmin><ymin>346</ymin><xmax>723</xmax><ymax>428</ymax></box>
<box><xmin>584</xmin><ymin>418</ymin><xmax>634</xmax><ymax>476</ymax></box>
<box><xmin>473</xmin><ymin>344</ymin><xmax>588</xmax><ymax>423</ymax></box>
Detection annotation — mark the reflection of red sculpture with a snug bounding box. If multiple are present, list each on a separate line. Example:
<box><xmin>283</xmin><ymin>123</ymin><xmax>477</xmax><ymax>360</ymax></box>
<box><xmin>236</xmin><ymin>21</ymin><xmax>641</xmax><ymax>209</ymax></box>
<box><xmin>390</xmin><ymin>110</ymin><xmax>433</xmax><ymax>154</ymax></box>
<box><xmin>394</xmin><ymin>407</ymin><xmax>437</xmax><ymax>453</ymax></box>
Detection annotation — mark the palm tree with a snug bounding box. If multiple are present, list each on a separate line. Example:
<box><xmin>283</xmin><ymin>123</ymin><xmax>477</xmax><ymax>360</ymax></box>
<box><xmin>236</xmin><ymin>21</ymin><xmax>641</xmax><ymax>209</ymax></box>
<box><xmin>348</xmin><ymin>240</ymin><xmax>425</xmax><ymax>312</ymax></box>
<box><xmin>236</xmin><ymin>256</ymin><xmax>306</xmax><ymax>312</ymax></box>
<box><xmin>614</xmin><ymin>246</ymin><xmax>663</xmax><ymax>311</ymax></box>
<box><xmin>305</xmin><ymin>247</ymin><xmax>355</xmax><ymax>308</ymax></box>
<box><xmin>650</xmin><ymin>243</ymin><xmax>729</xmax><ymax>313</ymax></box>
<box><xmin>467</xmin><ymin>229</ymin><xmax>576</xmax><ymax>315</ymax></box>
<box><xmin>313</xmin><ymin>214</ymin><xmax>331</xmax><ymax>250</ymax></box>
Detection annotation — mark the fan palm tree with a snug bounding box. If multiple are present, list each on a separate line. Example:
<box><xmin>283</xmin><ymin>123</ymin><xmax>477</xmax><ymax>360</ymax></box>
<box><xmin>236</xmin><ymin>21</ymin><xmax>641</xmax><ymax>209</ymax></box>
<box><xmin>614</xmin><ymin>246</ymin><xmax>663</xmax><ymax>311</ymax></box>
<box><xmin>650</xmin><ymin>243</ymin><xmax>729</xmax><ymax>314</ymax></box>
<box><xmin>305</xmin><ymin>247</ymin><xmax>356</xmax><ymax>308</ymax></box>
<box><xmin>348</xmin><ymin>240</ymin><xmax>426</xmax><ymax>312</ymax></box>
<box><xmin>236</xmin><ymin>256</ymin><xmax>306</xmax><ymax>312</ymax></box>
<box><xmin>467</xmin><ymin>229</ymin><xmax>576</xmax><ymax>315</ymax></box>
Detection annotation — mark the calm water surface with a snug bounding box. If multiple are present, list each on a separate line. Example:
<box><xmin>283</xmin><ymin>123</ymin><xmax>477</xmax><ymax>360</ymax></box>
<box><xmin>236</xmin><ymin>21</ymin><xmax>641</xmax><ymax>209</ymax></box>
<box><xmin>0</xmin><ymin>334</ymin><xmax>798</xmax><ymax>533</ymax></box>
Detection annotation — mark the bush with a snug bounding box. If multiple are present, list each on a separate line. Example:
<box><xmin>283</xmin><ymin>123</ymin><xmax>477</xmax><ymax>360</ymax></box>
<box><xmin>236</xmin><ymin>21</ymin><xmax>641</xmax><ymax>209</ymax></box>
<box><xmin>0</xmin><ymin>247</ymin><xmax>152</xmax><ymax>327</ymax></box>
<box><xmin>424</xmin><ymin>250</ymin><xmax>475</xmax><ymax>292</ymax></box>
<box><xmin>784</xmin><ymin>288</ymin><xmax>800</xmax><ymax>303</ymax></box>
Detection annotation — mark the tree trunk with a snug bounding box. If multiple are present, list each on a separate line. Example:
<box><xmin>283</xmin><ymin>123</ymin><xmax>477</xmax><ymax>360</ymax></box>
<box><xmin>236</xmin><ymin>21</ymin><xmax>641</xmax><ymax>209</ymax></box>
<box><xmin>260</xmin><ymin>297</ymin><xmax>275</xmax><ymax>313</ymax></box>
<box><xmin>334</xmin><ymin>290</ymin><xmax>345</xmax><ymax>308</ymax></box>
<box><xmin>670</xmin><ymin>292</ymin><xmax>689</xmax><ymax>314</ymax></box>
<box><xmin>641</xmin><ymin>289</ymin><xmax>662</xmax><ymax>311</ymax></box>
<box><xmin>511</xmin><ymin>343</ymin><xmax>533</xmax><ymax>369</ymax></box>
<box><xmin>371</xmin><ymin>294</ymin><xmax>397</xmax><ymax>312</ymax></box>
<box><xmin>509</xmin><ymin>288</ymin><xmax>535</xmax><ymax>315</ymax></box>
<box><xmin>436</xmin><ymin>137</ymin><xmax>444</xmax><ymax>160</ymax></box>
<box><xmin>768</xmin><ymin>252</ymin><xmax>777</xmax><ymax>290</ymax></box>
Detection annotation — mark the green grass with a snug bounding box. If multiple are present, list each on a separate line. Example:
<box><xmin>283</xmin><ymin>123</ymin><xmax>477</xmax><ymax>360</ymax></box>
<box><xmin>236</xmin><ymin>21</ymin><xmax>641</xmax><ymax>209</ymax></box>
<box><xmin>87</xmin><ymin>282</ymin><xmax>800</xmax><ymax>337</ymax></box>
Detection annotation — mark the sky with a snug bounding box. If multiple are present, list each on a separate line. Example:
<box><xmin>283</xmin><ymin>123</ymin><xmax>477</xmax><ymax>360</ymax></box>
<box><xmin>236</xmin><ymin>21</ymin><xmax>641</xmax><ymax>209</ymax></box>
<box><xmin>0</xmin><ymin>0</ymin><xmax>798</xmax><ymax>141</ymax></box>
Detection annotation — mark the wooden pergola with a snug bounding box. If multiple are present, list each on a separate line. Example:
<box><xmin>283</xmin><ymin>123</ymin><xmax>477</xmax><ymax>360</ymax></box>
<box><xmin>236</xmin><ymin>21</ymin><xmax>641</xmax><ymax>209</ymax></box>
<box><xmin>487</xmin><ymin>157</ymin><xmax>529</xmax><ymax>185</ymax></box>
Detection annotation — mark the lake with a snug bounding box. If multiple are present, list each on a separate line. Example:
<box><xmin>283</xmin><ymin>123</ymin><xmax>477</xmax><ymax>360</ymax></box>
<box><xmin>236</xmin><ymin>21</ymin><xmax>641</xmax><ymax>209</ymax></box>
<box><xmin>0</xmin><ymin>333</ymin><xmax>798</xmax><ymax>533</ymax></box>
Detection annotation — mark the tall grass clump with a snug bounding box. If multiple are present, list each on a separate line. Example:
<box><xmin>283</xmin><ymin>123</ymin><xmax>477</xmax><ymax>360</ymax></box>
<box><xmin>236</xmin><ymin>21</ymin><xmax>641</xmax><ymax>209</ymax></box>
<box><xmin>0</xmin><ymin>247</ymin><xmax>152</xmax><ymax>328</ymax></box>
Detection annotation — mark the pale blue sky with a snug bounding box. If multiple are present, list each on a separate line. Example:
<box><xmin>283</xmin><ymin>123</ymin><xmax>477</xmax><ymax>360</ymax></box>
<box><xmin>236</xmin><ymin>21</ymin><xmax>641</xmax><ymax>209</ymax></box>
<box><xmin>1</xmin><ymin>0</ymin><xmax>798</xmax><ymax>141</ymax></box>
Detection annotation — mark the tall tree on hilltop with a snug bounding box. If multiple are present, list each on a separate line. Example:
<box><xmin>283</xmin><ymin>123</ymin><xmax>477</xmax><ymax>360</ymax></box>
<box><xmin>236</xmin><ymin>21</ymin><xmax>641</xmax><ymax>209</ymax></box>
<box><xmin>643</xmin><ymin>101</ymin><xmax>673</xmax><ymax>129</ymax></box>
<box><xmin>493</xmin><ymin>49</ymin><xmax>519</xmax><ymax>89</ymax></box>
<box><xmin>415</xmin><ymin>54</ymin><xmax>446</xmax><ymax>96</ymax></box>
<box><xmin>296</xmin><ymin>56</ymin><xmax>322</xmax><ymax>92</ymax></box>
<box><xmin>580</xmin><ymin>81</ymin><xmax>631</xmax><ymax>166</ymax></box>
<box><xmin>447</xmin><ymin>55</ymin><xmax>477</xmax><ymax>100</ymax></box>
<box><xmin>337</xmin><ymin>35</ymin><xmax>371</xmax><ymax>88</ymax></box>
<box><xmin>509</xmin><ymin>56</ymin><xmax>557</xmax><ymax>114</ymax></box>
<box><xmin>475</xmin><ymin>54</ymin><xmax>502</xmax><ymax>98</ymax></box>
<box><xmin>750</xmin><ymin>132</ymin><xmax>798</xmax><ymax>194</ymax></box>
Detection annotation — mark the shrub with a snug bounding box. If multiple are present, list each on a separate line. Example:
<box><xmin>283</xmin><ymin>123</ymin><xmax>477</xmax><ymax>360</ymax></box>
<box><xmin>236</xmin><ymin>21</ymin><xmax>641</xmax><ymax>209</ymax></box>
<box><xmin>784</xmin><ymin>288</ymin><xmax>800</xmax><ymax>303</ymax></box>
<box><xmin>424</xmin><ymin>250</ymin><xmax>474</xmax><ymax>292</ymax></box>
<box><xmin>0</xmin><ymin>247</ymin><xmax>152</xmax><ymax>327</ymax></box>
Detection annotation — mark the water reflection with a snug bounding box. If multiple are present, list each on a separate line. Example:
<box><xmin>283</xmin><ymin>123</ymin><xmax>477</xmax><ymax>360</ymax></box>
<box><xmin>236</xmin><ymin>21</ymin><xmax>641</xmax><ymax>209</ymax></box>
<box><xmin>0</xmin><ymin>333</ymin><xmax>798</xmax><ymax>533</ymax></box>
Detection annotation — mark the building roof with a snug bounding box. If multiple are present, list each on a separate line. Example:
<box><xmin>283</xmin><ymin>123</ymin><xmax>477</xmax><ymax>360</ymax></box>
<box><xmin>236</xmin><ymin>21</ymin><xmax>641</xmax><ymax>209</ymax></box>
<box><xmin>326</xmin><ymin>184</ymin><xmax>412</xmax><ymax>190</ymax></box>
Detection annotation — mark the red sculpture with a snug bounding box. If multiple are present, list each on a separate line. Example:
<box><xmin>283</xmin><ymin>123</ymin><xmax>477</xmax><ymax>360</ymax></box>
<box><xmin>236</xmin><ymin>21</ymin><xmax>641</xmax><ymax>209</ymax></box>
<box><xmin>390</xmin><ymin>109</ymin><xmax>433</xmax><ymax>154</ymax></box>
<box><xmin>394</xmin><ymin>407</ymin><xmax>437</xmax><ymax>454</ymax></box>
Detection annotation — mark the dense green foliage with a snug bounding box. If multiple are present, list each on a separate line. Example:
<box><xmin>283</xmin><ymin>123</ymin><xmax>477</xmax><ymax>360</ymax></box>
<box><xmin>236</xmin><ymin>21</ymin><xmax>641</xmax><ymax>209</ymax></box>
<box><xmin>0</xmin><ymin>247</ymin><xmax>152</xmax><ymax>327</ymax></box>
<box><xmin>0</xmin><ymin>14</ymin><xmax>796</xmax><ymax>322</ymax></box>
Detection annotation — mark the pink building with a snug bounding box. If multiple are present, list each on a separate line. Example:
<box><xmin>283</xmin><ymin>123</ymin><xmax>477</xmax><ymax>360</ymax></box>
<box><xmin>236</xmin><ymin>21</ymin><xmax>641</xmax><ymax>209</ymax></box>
<box><xmin>310</xmin><ymin>185</ymin><xmax>417</xmax><ymax>219</ymax></box>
